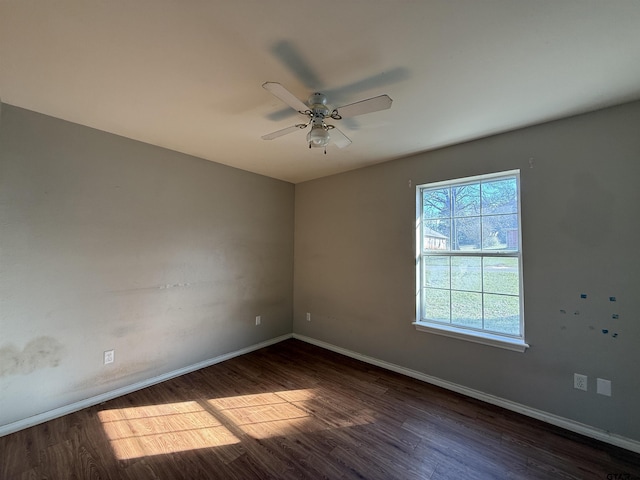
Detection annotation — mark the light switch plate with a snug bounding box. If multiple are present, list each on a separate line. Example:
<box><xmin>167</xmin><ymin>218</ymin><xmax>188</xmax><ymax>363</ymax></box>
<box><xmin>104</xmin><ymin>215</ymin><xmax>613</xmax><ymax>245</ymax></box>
<box><xmin>597</xmin><ymin>378</ymin><xmax>611</xmax><ymax>396</ymax></box>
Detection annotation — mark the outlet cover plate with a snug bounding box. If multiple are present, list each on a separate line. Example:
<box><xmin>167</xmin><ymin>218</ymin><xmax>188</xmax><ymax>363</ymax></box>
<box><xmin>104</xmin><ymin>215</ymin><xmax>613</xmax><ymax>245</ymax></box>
<box><xmin>574</xmin><ymin>373</ymin><xmax>587</xmax><ymax>391</ymax></box>
<box><xmin>104</xmin><ymin>350</ymin><xmax>115</xmax><ymax>365</ymax></box>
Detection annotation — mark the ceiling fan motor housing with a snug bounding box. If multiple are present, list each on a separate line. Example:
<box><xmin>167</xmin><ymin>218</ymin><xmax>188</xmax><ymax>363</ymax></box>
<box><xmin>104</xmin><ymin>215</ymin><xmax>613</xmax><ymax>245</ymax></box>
<box><xmin>308</xmin><ymin>92</ymin><xmax>331</xmax><ymax>117</ymax></box>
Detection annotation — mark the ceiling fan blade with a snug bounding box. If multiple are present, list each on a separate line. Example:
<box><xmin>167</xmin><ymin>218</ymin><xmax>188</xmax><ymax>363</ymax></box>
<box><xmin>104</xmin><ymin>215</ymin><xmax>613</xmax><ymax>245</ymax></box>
<box><xmin>325</xmin><ymin>67</ymin><xmax>409</xmax><ymax>102</ymax></box>
<box><xmin>330</xmin><ymin>127</ymin><xmax>352</xmax><ymax>149</ymax></box>
<box><xmin>335</xmin><ymin>95</ymin><xmax>393</xmax><ymax>118</ymax></box>
<box><xmin>261</xmin><ymin>124</ymin><xmax>305</xmax><ymax>140</ymax></box>
<box><xmin>262</xmin><ymin>82</ymin><xmax>308</xmax><ymax>113</ymax></box>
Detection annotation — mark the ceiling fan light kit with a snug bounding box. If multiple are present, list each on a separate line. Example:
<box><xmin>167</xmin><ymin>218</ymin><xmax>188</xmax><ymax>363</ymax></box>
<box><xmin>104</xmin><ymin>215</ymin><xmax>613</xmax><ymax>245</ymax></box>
<box><xmin>307</xmin><ymin>124</ymin><xmax>330</xmax><ymax>148</ymax></box>
<box><xmin>261</xmin><ymin>82</ymin><xmax>392</xmax><ymax>153</ymax></box>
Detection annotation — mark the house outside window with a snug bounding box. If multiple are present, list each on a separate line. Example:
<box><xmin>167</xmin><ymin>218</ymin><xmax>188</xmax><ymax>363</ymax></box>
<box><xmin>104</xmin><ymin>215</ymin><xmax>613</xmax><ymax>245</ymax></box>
<box><xmin>414</xmin><ymin>170</ymin><xmax>528</xmax><ymax>352</ymax></box>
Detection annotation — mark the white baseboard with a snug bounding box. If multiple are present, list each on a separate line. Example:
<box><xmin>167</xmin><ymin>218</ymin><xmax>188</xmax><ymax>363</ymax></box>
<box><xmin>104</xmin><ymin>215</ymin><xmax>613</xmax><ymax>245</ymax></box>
<box><xmin>0</xmin><ymin>334</ymin><xmax>293</xmax><ymax>438</ymax></box>
<box><xmin>293</xmin><ymin>333</ymin><xmax>640</xmax><ymax>455</ymax></box>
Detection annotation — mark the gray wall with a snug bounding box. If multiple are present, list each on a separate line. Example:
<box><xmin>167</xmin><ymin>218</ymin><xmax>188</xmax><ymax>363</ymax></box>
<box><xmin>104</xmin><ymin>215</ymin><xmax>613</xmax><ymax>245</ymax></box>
<box><xmin>294</xmin><ymin>101</ymin><xmax>640</xmax><ymax>441</ymax></box>
<box><xmin>0</xmin><ymin>105</ymin><xmax>294</xmax><ymax>427</ymax></box>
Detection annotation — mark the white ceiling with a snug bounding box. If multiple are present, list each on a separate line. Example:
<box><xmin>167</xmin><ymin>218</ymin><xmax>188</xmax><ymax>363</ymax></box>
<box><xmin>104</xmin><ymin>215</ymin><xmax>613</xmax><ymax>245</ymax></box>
<box><xmin>1</xmin><ymin>1</ymin><xmax>639</xmax><ymax>183</ymax></box>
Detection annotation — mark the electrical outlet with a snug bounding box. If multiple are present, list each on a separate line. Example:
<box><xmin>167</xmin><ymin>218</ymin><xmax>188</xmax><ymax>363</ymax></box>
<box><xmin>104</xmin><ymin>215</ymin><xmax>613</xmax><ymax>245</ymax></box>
<box><xmin>597</xmin><ymin>378</ymin><xmax>612</xmax><ymax>396</ymax></box>
<box><xmin>306</xmin><ymin>312</ymin><xmax>311</xmax><ymax>322</ymax></box>
<box><xmin>574</xmin><ymin>373</ymin><xmax>587</xmax><ymax>391</ymax></box>
<box><xmin>255</xmin><ymin>315</ymin><xmax>261</xmax><ymax>326</ymax></box>
<box><xmin>104</xmin><ymin>349</ymin><xmax>115</xmax><ymax>365</ymax></box>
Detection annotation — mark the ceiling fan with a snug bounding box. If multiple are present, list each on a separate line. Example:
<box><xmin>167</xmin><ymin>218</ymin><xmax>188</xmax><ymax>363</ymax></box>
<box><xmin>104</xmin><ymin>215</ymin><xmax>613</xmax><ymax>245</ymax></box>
<box><xmin>261</xmin><ymin>82</ymin><xmax>392</xmax><ymax>152</ymax></box>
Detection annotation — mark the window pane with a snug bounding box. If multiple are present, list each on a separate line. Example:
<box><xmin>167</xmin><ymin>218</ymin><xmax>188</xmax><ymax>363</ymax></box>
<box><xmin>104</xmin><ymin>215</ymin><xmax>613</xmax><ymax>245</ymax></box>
<box><xmin>417</xmin><ymin>171</ymin><xmax>523</xmax><ymax>343</ymax></box>
<box><xmin>424</xmin><ymin>220</ymin><xmax>450</xmax><ymax>251</ymax></box>
<box><xmin>483</xmin><ymin>293</ymin><xmax>520</xmax><ymax>335</ymax></box>
<box><xmin>424</xmin><ymin>288</ymin><xmax>450</xmax><ymax>322</ymax></box>
<box><xmin>451</xmin><ymin>291</ymin><xmax>482</xmax><ymax>329</ymax></box>
<box><xmin>483</xmin><ymin>257</ymin><xmax>519</xmax><ymax>295</ymax></box>
<box><xmin>481</xmin><ymin>178</ymin><xmax>517</xmax><ymax>215</ymax></box>
<box><xmin>424</xmin><ymin>256</ymin><xmax>450</xmax><ymax>288</ymax></box>
<box><xmin>452</xmin><ymin>184</ymin><xmax>480</xmax><ymax>217</ymax></box>
<box><xmin>451</xmin><ymin>257</ymin><xmax>482</xmax><ymax>292</ymax></box>
<box><xmin>482</xmin><ymin>214</ymin><xmax>518</xmax><ymax>250</ymax></box>
<box><xmin>453</xmin><ymin>217</ymin><xmax>480</xmax><ymax>251</ymax></box>
<box><xmin>423</xmin><ymin>188</ymin><xmax>450</xmax><ymax>219</ymax></box>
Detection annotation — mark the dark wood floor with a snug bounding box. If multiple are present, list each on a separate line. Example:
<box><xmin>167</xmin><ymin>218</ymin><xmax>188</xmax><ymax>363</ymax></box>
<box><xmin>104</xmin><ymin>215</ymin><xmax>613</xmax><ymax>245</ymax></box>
<box><xmin>2</xmin><ymin>339</ymin><xmax>639</xmax><ymax>480</ymax></box>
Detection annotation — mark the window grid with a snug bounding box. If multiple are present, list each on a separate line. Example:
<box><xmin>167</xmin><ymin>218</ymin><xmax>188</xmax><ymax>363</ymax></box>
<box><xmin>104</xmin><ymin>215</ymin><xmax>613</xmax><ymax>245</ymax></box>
<box><xmin>421</xmin><ymin>289</ymin><xmax>521</xmax><ymax>337</ymax></box>
<box><xmin>417</xmin><ymin>171</ymin><xmax>523</xmax><ymax>341</ymax></box>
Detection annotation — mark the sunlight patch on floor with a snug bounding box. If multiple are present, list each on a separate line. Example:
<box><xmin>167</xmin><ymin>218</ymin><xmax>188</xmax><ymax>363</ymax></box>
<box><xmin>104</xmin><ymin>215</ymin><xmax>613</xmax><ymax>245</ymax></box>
<box><xmin>98</xmin><ymin>400</ymin><xmax>240</xmax><ymax>460</ymax></box>
<box><xmin>99</xmin><ymin>388</ymin><xmax>374</xmax><ymax>460</ymax></box>
<box><xmin>208</xmin><ymin>389</ymin><xmax>317</xmax><ymax>439</ymax></box>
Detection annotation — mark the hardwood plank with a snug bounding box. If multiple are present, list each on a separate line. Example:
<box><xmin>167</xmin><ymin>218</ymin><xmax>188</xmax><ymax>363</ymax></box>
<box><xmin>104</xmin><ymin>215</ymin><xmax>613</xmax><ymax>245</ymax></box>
<box><xmin>1</xmin><ymin>339</ymin><xmax>639</xmax><ymax>480</ymax></box>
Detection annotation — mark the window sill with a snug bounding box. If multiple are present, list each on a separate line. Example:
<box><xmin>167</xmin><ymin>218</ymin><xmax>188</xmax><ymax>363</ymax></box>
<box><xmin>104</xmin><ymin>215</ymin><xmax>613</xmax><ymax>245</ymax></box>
<box><xmin>413</xmin><ymin>322</ymin><xmax>529</xmax><ymax>352</ymax></box>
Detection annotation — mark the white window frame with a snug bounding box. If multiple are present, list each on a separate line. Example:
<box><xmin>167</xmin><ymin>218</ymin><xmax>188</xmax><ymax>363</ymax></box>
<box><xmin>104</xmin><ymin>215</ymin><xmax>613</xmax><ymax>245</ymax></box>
<box><xmin>414</xmin><ymin>170</ymin><xmax>528</xmax><ymax>352</ymax></box>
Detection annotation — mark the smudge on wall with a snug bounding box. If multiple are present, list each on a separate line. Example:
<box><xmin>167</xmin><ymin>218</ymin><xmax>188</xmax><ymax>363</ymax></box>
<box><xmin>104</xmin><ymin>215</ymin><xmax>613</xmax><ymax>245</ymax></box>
<box><xmin>0</xmin><ymin>337</ymin><xmax>65</xmax><ymax>377</ymax></box>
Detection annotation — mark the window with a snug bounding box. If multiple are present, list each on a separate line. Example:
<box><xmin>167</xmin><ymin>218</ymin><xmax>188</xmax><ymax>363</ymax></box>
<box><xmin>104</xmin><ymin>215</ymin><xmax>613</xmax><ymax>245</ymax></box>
<box><xmin>414</xmin><ymin>170</ymin><xmax>528</xmax><ymax>352</ymax></box>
